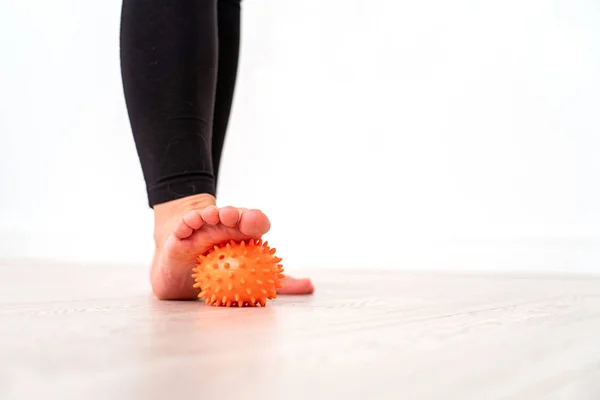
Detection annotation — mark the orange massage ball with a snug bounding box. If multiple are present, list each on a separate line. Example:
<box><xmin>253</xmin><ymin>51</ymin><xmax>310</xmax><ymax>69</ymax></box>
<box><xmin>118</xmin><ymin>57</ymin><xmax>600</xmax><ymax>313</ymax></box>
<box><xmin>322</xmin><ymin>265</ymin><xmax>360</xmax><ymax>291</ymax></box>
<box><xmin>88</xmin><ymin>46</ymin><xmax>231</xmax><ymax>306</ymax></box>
<box><xmin>191</xmin><ymin>239</ymin><xmax>285</xmax><ymax>307</ymax></box>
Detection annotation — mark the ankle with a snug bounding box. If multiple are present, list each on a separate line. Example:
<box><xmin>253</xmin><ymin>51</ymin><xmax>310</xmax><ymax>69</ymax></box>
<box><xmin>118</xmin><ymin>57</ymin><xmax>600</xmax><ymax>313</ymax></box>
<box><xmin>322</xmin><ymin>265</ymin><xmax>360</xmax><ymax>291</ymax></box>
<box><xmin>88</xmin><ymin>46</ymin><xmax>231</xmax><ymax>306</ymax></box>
<box><xmin>153</xmin><ymin>193</ymin><xmax>216</xmax><ymax>243</ymax></box>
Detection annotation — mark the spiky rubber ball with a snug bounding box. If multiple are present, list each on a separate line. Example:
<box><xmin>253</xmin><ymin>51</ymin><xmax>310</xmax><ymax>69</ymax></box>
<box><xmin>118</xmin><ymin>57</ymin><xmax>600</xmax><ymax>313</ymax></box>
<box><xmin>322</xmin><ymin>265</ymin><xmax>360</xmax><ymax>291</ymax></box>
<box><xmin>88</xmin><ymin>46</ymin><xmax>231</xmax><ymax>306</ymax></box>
<box><xmin>191</xmin><ymin>239</ymin><xmax>284</xmax><ymax>307</ymax></box>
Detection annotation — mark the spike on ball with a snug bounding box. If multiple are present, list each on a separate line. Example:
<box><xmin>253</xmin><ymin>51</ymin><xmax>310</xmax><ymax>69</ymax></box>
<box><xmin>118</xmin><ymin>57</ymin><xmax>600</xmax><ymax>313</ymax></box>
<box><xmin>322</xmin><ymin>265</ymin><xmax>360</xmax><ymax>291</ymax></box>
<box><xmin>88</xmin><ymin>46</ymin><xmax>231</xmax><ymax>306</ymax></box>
<box><xmin>191</xmin><ymin>239</ymin><xmax>285</xmax><ymax>307</ymax></box>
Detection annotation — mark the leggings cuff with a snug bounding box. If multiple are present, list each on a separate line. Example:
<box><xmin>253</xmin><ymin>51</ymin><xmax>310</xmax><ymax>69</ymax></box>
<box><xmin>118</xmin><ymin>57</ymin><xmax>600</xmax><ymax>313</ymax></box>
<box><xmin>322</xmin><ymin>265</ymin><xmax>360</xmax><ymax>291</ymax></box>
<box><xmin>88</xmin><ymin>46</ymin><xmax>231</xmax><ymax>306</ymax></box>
<box><xmin>147</xmin><ymin>174</ymin><xmax>216</xmax><ymax>207</ymax></box>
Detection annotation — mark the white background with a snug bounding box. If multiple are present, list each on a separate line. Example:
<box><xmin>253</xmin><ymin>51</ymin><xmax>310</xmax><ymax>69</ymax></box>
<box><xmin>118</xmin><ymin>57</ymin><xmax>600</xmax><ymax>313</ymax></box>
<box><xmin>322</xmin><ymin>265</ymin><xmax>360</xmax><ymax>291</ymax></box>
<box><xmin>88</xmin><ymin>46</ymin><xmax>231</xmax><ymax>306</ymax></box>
<box><xmin>1</xmin><ymin>0</ymin><xmax>599</xmax><ymax>274</ymax></box>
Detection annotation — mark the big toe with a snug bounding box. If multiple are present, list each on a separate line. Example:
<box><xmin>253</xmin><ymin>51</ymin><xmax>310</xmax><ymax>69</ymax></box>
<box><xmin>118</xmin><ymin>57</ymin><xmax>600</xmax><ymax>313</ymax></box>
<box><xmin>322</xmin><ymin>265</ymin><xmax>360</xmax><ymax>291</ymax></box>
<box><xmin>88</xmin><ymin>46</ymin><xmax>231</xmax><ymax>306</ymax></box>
<box><xmin>277</xmin><ymin>276</ymin><xmax>314</xmax><ymax>295</ymax></box>
<box><xmin>238</xmin><ymin>209</ymin><xmax>271</xmax><ymax>237</ymax></box>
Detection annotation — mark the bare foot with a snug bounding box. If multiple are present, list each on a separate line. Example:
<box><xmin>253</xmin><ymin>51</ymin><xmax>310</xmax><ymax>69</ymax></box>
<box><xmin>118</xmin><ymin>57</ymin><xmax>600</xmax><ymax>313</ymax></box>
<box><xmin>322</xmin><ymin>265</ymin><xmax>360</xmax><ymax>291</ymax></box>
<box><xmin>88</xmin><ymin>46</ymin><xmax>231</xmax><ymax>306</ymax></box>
<box><xmin>151</xmin><ymin>193</ymin><xmax>314</xmax><ymax>300</ymax></box>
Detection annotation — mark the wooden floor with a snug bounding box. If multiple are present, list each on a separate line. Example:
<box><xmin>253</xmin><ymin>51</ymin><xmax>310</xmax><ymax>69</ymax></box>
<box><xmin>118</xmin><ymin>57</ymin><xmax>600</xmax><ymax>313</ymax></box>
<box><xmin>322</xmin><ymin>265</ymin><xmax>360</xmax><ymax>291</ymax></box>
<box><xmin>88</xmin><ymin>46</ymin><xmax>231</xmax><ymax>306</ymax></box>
<box><xmin>1</xmin><ymin>261</ymin><xmax>600</xmax><ymax>400</ymax></box>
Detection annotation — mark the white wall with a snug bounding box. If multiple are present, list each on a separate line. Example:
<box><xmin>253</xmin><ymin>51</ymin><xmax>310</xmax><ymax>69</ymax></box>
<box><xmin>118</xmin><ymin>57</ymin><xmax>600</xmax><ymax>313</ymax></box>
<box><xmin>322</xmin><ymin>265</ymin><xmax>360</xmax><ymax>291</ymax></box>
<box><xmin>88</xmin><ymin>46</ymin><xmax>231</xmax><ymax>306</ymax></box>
<box><xmin>1</xmin><ymin>0</ymin><xmax>599</xmax><ymax>273</ymax></box>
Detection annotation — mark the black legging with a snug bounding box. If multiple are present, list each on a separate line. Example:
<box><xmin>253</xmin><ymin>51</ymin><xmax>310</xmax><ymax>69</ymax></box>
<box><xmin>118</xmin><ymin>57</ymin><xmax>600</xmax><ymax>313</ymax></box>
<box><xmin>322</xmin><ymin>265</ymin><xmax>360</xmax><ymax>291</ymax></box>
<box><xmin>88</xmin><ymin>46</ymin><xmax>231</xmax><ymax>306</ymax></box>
<box><xmin>119</xmin><ymin>0</ymin><xmax>240</xmax><ymax>207</ymax></box>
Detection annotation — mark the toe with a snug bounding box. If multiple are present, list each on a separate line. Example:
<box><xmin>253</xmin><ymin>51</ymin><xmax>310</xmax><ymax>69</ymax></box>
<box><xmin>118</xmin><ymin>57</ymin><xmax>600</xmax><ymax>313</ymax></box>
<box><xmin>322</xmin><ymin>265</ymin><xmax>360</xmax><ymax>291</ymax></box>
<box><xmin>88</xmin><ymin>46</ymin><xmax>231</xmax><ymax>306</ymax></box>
<box><xmin>277</xmin><ymin>276</ymin><xmax>314</xmax><ymax>295</ymax></box>
<box><xmin>201</xmin><ymin>205</ymin><xmax>220</xmax><ymax>225</ymax></box>
<box><xmin>173</xmin><ymin>220</ymin><xmax>194</xmax><ymax>239</ymax></box>
<box><xmin>219</xmin><ymin>206</ymin><xmax>240</xmax><ymax>227</ymax></box>
<box><xmin>182</xmin><ymin>210</ymin><xmax>204</xmax><ymax>230</ymax></box>
<box><xmin>239</xmin><ymin>209</ymin><xmax>271</xmax><ymax>237</ymax></box>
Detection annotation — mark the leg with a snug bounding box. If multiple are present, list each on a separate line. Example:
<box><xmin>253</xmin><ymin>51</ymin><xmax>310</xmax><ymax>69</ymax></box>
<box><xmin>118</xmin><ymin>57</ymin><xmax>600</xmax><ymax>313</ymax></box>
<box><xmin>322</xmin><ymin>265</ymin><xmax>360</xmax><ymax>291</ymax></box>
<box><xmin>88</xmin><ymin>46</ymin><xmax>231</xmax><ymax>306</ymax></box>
<box><xmin>120</xmin><ymin>0</ymin><xmax>313</xmax><ymax>299</ymax></box>
<box><xmin>120</xmin><ymin>0</ymin><xmax>219</xmax><ymax>206</ymax></box>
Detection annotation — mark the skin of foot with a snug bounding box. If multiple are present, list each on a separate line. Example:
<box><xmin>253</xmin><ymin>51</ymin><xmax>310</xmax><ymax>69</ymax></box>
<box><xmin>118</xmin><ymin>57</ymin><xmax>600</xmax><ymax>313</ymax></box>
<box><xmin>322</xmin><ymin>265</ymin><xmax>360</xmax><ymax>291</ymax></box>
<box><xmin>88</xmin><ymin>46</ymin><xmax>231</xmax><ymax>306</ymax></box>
<box><xmin>151</xmin><ymin>193</ymin><xmax>314</xmax><ymax>300</ymax></box>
